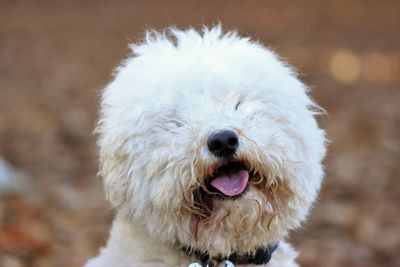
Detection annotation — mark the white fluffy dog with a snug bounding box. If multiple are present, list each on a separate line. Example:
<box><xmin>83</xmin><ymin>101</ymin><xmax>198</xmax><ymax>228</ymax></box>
<box><xmin>86</xmin><ymin>26</ymin><xmax>326</xmax><ymax>267</ymax></box>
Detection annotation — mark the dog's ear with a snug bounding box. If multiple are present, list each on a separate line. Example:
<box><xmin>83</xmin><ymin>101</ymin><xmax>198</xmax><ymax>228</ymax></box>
<box><xmin>95</xmin><ymin>108</ymin><xmax>139</xmax><ymax>211</ymax></box>
<box><xmin>95</xmin><ymin>103</ymin><xmax>157</xmax><ymax>214</ymax></box>
<box><xmin>98</xmin><ymin>143</ymin><xmax>132</xmax><ymax>210</ymax></box>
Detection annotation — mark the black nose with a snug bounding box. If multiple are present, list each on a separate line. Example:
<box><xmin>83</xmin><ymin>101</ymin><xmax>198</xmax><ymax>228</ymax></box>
<box><xmin>207</xmin><ymin>130</ymin><xmax>239</xmax><ymax>157</ymax></box>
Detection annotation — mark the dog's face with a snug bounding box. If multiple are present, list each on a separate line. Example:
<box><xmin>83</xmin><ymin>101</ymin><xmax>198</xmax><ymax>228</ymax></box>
<box><xmin>97</xmin><ymin>27</ymin><xmax>326</xmax><ymax>257</ymax></box>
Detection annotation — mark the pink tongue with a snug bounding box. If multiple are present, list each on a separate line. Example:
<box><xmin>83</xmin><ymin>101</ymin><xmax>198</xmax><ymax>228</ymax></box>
<box><xmin>210</xmin><ymin>170</ymin><xmax>249</xmax><ymax>197</ymax></box>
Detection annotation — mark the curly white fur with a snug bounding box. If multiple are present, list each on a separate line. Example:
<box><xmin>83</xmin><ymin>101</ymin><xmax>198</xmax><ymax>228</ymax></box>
<box><xmin>85</xmin><ymin>26</ymin><xmax>326</xmax><ymax>267</ymax></box>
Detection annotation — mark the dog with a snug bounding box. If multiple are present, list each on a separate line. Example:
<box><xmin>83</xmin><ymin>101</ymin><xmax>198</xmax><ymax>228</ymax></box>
<box><xmin>85</xmin><ymin>26</ymin><xmax>326</xmax><ymax>267</ymax></box>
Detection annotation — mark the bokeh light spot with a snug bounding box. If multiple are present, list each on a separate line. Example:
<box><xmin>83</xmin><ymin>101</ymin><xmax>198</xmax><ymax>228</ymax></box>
<box><xmin>329</xmin><ymin>50</ymin><xmax>361</xmax><ymax>84</ymax></box>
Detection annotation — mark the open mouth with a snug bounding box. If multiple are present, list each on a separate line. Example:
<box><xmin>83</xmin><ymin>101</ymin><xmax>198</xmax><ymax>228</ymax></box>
<box><xmin>206</xmin><ymin>161</ymin><xmax>252</xmax><ymax>197</ymax></box>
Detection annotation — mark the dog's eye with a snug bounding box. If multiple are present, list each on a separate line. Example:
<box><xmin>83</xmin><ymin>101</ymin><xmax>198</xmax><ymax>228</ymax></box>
<box><xmin>169</xmin><ymin>119</ymin><xmax>183</xmax><ymax>128</ymax></box>
<box><xmin>235</xmin><ymin>101</ymin><xmax>241</xmax><ymax>111</ymax></box>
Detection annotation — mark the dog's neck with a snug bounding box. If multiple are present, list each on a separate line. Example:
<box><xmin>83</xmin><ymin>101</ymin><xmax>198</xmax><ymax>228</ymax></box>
<box><xmin>85</xmin><ymin>217</ymin><xmax>300</xmax><ymax>267</ymax></box>
<box><xmin>182</xmin><ymin>243</ymin><xmax>279</xmax><ymax>267</ymax></box>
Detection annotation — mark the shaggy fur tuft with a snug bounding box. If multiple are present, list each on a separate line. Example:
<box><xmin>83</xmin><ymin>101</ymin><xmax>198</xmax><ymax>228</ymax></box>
<box><xmin>86</xmin><ymin>26</ymin><xmax>326</xmax><ymax>267</ymax></box>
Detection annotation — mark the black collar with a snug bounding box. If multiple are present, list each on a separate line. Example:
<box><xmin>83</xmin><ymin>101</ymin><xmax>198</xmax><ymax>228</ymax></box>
<box><xmin>182</xmin><ymin>242</ymin><xmax>279</xmax><ymax>266</ymax></box>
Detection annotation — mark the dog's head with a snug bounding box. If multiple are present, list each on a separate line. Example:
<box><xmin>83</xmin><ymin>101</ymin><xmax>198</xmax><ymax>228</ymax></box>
<box><xmin>97</xmin><ymin>26</ymin><xmax>326</xmax><ymax>257</ymax></box>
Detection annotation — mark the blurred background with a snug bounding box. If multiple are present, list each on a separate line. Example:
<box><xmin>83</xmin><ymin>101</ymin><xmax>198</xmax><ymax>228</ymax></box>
<box><xmin>0</xmin><ymin>1</ymin><xmax>399</xmax><ymax>267</ymax></box>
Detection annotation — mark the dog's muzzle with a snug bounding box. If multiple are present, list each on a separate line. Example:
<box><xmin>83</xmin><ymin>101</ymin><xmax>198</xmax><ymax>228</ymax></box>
<box><xmin>206</xmin><ymin>161</ymin><xmax>250</xmax><ymax>197</ymax></box>
<box><xmin>207</xmin><ymin>130</ymin><xmax>239</xmax><ymax>157</ymax></box>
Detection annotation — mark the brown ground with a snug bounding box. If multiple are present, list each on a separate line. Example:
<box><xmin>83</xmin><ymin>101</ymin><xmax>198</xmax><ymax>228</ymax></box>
<box><xmin>0</xmin><ymin>1</ymin><xmax>399</xmax><ymax>267</ymax></box>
